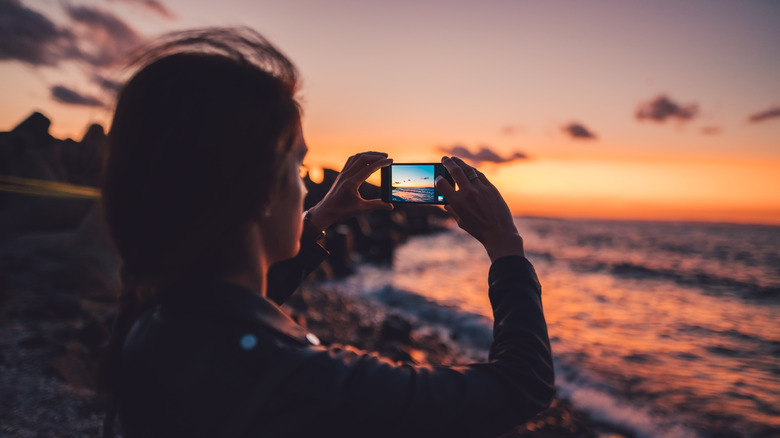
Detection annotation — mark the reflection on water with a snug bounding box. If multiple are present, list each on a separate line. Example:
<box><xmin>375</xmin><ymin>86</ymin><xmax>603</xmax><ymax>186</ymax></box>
<box><xmin>391</xmin><ymin>187</ymin><xmax>437</xmax><ymax>203</ymax></box>
<box><xmin>338</xmin><ymin>217</ymin><xmax>780</xmax><ymax>437</ymax></box>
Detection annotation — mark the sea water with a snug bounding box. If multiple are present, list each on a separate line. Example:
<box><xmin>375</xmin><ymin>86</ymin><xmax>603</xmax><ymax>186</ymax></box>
<box><xmin>331</xmin><ymin>217</ymin><xmax>780</xmax><ymax>438</ymax></box>
<box><xmin>391</xmin><ymin>187</ymin><xmax>437</xmax><ymax>203</ymax></box>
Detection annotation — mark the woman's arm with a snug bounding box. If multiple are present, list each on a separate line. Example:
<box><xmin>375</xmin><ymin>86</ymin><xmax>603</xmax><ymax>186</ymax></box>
<box><xmin>266</xmin><ymin>235</ymin><xmax>329</xmax><ymax>304</ymax></box>
<box><xmin>267</xmin><ymin>152</ymin><xmax>394</xmax><ymax>304</ymax></box>
<box><xmin>259</xmin><ymin>157</ymin><xmax>553</xmax><ymax>437</ymax></box>
<box><xmin>258</xmin><ymin>254</ymin><xmax>553</xmax><ymax>438</ymax></box>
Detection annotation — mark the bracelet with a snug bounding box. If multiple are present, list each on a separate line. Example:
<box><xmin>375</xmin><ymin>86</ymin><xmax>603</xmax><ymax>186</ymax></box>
<box><xmin>302</xmin><ymin>210</ymin><xmax>326</xmax><ymax>242</ymax></box>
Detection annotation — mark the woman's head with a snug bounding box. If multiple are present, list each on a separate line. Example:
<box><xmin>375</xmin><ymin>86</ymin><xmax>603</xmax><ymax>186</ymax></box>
<box><xmin>103</xmin><ymin>27</ymin><xmax>303</xmax><ymax>288</ymax></box>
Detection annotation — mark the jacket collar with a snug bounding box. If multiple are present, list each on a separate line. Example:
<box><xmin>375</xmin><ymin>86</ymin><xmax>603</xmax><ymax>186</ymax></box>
<box><xmin>159</xmin><ymin>277</ymin><xmax>316</xmax><ymax>345</ymax></box>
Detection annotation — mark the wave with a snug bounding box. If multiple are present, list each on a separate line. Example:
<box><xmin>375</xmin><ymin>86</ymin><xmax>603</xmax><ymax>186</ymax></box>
<box><xmin>391</xmin><ymin>187</ymin><xmax>436</xmax><ymax>203</ymax></box>
<box><xmin>676</xmin><ymin>324</ymin><xmax>780</xmax><ymax>358</ymax></box>
<box><xmin>607</xmin><ymin>262</ymin><xmax>780</xmax><ymax>301</ymax></box>
<box><xmin>554</xmin><ymin>361</ymin><xmax>701</xmax><ymax>438</ymax></box>
<box><xmin>547</xmin><ymin>256</ymin><xmax>780</xmax><ymax>302</ymax></box>
<box><xmin>368</xmin><ymin>283</ymin><xmax>703</xmax><ymax>438</ymax></box>
<box><xmin>372</xmin><ymin>285</ymin><xmax>494</xmax><ymax>353</ymax></box>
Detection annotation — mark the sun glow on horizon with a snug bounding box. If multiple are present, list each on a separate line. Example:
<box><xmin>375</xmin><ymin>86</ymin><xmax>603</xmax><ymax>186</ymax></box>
<box><xmin>494</xmin><ymin>156</ymin><xmax>780</xmax><ymax>225</ymax></box>
<box><xmin>2</xmin><ymin>0</ymin><xmax>779</xmax><ymax>226</ymax></box>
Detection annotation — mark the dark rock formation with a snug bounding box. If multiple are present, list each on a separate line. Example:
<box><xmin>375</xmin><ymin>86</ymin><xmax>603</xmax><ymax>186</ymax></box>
<box><xmin>0</xmin><ymin>112</ymin><xmax>107</xmax><ymax>236</ymax></box>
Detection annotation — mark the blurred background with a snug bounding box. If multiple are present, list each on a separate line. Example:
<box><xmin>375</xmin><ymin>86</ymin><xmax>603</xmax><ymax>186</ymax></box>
<box><xmin>1</xmin><ymin>1</ymin><xmax>779</xmax><ymax>437</ymax></box>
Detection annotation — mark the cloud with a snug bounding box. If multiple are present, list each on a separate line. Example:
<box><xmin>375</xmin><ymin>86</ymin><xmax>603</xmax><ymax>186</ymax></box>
<box><xmin>108</xmin><ymin>0</ymin><xmax>176</xmax><ymax>19</ymax></box>
<box><xmin>747</xmin><ymin>105</ymin><xmax>780</xmax><ymax>123</ymax></box>
<box><xmin>91</xmin><ymin>73</ymin><xmax>124</xmax><ymax>94</ymax></box>
<box><xmin>500</xmin><ymin>124</ymin><xmax>523</xmax><ymax>135</ymax></box>
<box><xmin>51</xmin><ymin>85</ymin><xmax>105</xmax><ymax>107</ymax></box>
<box><xmin>65</xmin><ymin>4</ymin><xmax>142</xmax><ymax>67</ymax></box>
<box><xmin>439</xmin><ymin>144</ymin><xmax>528</xmax><ymax>165</ymax></box>
<box><xmin>0</xmin><ymin>2</ymin><xmax>143</xmax><ymax>69</ymax></box>
<box><xmin>0</xmin><ymin>0</ymin><xmax>77</xmax><ymax>66</ymax></box>
<box><xmin>635</xmin><ymin>95</ymin><xmax>699</xmax><ymax>123</ymax></box>
<box><xmin>700</xmin><ymin>126</ymin><xmax>722</xmax><ymax>135</ymax></box>
<box><xmin>561</xmin><ymin>122</ymin><xmax>597</xmax><ymax>140</ymax></box>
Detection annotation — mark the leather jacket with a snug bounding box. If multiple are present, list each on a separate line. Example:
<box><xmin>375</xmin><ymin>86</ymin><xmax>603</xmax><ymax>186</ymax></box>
<box><xmin>119</xmin><ymin>240</ymin><xmax>555</xmax><ymax>438</ymax></box>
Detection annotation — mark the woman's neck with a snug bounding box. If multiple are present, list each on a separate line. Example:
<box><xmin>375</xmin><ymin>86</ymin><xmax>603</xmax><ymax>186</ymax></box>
<box><xmin>217</xmin><ymin>222</ymin><xmax>269</xmax><ymax>297</ymax></box>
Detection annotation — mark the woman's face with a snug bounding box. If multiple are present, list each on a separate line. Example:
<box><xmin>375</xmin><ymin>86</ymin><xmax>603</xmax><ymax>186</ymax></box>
<box><xmin>262</xmin><ymin>127</ymin><xmax>308</xmax><ymax>264</ymax></box>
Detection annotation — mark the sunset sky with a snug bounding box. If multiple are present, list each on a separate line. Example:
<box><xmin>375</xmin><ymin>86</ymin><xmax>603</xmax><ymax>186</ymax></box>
<box><xmin>2</xmin><ymin>0</ymin><xmax>779</xmax><ymax>224</ymax></box>
<box><xmin>391</xmin><ymin>165</ymin><xmax>436</xmax><ymax>188</ymax></box>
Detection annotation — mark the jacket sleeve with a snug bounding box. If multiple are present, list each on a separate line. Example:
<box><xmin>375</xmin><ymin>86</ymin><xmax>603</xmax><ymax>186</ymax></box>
<box><xmin>259</xmin><ymin>255</ymin><xmax>555</xmax><ymax>438</ymax></box>
<box><xmin>266</xmin><ymin>235</ymin><xmax>329</xmax><ymax>305</ymax></box>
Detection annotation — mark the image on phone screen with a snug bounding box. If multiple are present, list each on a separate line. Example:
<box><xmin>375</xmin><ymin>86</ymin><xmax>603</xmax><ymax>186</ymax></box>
<box><xmin>384</xmin><ymin>163</ymin><xmax>449</xmax><ymax>204</ymax></box>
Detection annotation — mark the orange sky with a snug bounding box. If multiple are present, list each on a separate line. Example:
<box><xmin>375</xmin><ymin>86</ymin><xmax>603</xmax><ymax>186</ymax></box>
<box><xmin>2</xmin><ymin>0</ymin><xmax>779</xmax><ymax>225</ymax></box>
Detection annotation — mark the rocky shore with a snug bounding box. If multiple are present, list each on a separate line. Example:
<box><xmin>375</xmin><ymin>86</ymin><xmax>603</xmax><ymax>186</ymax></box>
<box><xmin>1</xmin><ymin>268</ymin><xmax>619</xmax><ymax>437</ymax></box>
<box><xmin>0</xmin><ymin>265</ymin><xmax>605</xmax><ymax>437</ymax></box>
<box><xmin>0</xmin><ymin>112</ymin><xmax>620</xmax><ymax>437</ymax></box>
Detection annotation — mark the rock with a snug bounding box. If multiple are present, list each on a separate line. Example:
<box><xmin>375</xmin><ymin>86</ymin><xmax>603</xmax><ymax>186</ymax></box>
<box><xmin>74</xmin><ymin>315</ymin><xmax>110</xmax><ymax>355</ymax></box>
<box><xmin>10</xmin><ymin>112</ymin><xmax>51</xmax><ymax>147</ymax></box>
<box><xmin>0</xmin><ymin>112</ymin><xmax>107</xmax><ymax>237</ymax></box>
<box><xmin>379</xmin><ymin>314</ymin><xmax>413</xmax><ymax>345</ymax></box>
<box><xmin>19</xmin><ymin>291</ymin><xmax>84</xmax><ymax>320</ymax></box>
<box><xmin>59</xmin><ymin>123</ymin><xmax>106</xmax><ymax>186</ymax></box>
<box><xmin>48</xmin><ymin>340</ymin><xmax>95</xmax><ymax>389</ymax></box>
<box><xmin>18</xmin><ymin>333</ymin><xmax>51</xmax><ymax>349</ymax></box>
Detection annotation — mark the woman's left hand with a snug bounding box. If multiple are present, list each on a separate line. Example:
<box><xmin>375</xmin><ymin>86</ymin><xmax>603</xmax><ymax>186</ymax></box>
<box><xmin>305</xmin><ymin>152</ymin><xmax>394</xmax><ymax>231</ymax></box>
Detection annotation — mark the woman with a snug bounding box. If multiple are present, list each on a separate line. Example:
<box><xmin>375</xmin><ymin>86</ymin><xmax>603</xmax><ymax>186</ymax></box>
<box><xmin>101</xmin><ymin>28</ymin><xmax>554</xmax><ymax>438</ymax></box>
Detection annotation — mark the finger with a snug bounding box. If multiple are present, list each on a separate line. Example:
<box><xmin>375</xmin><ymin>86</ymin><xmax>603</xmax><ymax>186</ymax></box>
<box><xmin>341</xmin><ymin>154</ymin><xmax>359</xmax><ymax>172</ymax></box>
<box><xmin>476</xmin><ymin>170</ymin><xmax>494</xmax><ymax>188</ymax></box>
<box><xmin>345</xmin><ymin>153</ymin><xmax>388</xmax><ymax>175</ymax></box>
<box><xmin>435</xmin><ymin>175</ymin><xmax>456</xmax><ymax>202</ymax></box>
<box><xmin>351</xmin><ymin>151</ymin><xmax>388</xmax><ymax>163</ymax></box>
<box><xmin>441</xmin><ymin>156</ymin><xmax>469</xmax><ymax>189</ymax></box>
<box><xmin>354</xmin><ymin>158</ymin><xmax>392</xmax><ymax>182</ymax></box>
<box><xmin>363</xmin><ymin>199</ymin><xmax>394</xmax><ymax>211</ymax></box>
<box><xmin>451</xmin><ymin>156</ymin><xmax>482</xmax><ymax>185</ymax></box>
<box><xmin>341</xmin><ymin>152</ymin><xmax>385</xmax><ymax>171</ymax></box>
<box><xmin>444</xmin><ymin>205</ymin><xmax>461</xmax><ymax>223</ymax></box>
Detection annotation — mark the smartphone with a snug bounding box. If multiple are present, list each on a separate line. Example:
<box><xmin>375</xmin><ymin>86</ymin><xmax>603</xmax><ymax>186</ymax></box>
<box><xmin>381</xmin><ymin>163</ymin><xmax>453</xmax><ymax>204</ymax></box>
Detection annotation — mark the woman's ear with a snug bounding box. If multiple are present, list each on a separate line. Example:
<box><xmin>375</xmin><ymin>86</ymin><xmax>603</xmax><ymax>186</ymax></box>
<box><xmin>257</xmin><ymin>191</ymin><xmax>278</xmax><ymax>221</ymax></box>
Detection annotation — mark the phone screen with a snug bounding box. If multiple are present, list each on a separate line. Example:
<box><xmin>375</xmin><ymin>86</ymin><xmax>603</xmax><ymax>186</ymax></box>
<box><xmin>381</xmin><ymin>163</ymin><xmax>452</xmax><ymax>204</ymax></box>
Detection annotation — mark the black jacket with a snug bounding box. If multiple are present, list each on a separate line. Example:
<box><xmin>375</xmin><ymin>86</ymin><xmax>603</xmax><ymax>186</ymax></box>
<box><xmin>119</xmin><ymin>240</ymin><xmax>555</xmax><ymax>438</ymax></box>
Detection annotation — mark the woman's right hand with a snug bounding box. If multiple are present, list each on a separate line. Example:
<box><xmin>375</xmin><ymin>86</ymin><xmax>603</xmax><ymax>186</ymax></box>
<box><xmin>435</xmin><ymin>156</ymin><xmax>525</xmax><ymax>262</ymax></box>
<box><xmin>306</xmin><ymin>152</ymin><xmax>394</xmax><ymax>231</ymax></box>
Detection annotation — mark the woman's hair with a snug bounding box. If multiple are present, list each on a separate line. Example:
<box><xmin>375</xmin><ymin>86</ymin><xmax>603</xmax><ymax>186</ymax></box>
<box><xmin>99</xmin><ymin>27</ymin><xmax>300</xmax><ymax>427</ymax></box>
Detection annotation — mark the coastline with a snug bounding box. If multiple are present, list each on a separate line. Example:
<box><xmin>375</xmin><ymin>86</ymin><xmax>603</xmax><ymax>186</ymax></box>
<box><xmin>0</xmin><ymin>247</ymin><xmax>618</xmax><ymax>437</ymax></box>
<box><xmin>0</xmin><ymin>114</ymin><xmax>623</xmax><ymax>436</ymax></box>
<box><xmin>285</xmin><ymin>280</ymin><xmax>629</xmax><ymax>438</ymax></box>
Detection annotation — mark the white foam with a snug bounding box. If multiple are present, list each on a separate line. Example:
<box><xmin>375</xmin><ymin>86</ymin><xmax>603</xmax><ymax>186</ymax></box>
<box><xmin>335</xmin><ymin>263</ymin><xmax>703</xmax><ymax>437</ymax></box>
<box><xmin>554</xmin><ymin>363</ymin><xmax>700</xmax><ymax>438</ymax></box>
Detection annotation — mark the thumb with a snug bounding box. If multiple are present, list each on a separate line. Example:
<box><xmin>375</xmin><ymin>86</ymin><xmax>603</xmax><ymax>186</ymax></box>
<box><xmin>364</xmin><ymin>199</ymin><xmax>394</xmax><ymax>211</ymax></box>
<box><xmin>435</xmin><ymin>176</ymin><xmax>455</xmax><ymax>201</ymax></box>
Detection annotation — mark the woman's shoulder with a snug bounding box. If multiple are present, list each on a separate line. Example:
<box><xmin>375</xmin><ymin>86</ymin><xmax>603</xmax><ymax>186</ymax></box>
<box><xmin>118</xmin><ymin>281</ymin><xmax>324</xmax><ymax>437</ymax></box>
<box><xmin>124</xmin><ymin>278</ymin><xmax>322</xmax><ymax>363</ymax></box>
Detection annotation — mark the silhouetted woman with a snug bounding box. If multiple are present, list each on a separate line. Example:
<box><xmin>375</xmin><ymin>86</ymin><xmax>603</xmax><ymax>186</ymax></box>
<box><xmin>100</xmin><ymin>27</ymin><xmax>554</xmax><ymax>438</ymax></box>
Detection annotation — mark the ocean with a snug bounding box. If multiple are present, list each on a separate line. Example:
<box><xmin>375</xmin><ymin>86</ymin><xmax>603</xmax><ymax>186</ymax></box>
<box><xmin>329</xmin><ymin>217</ymin><xmax>780</xmax><ymax>438</ymax></box>
<box><xmin>392</xmin><ymin>187</ymin><xmax>437</xmax><ymax>203</ymax></box>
